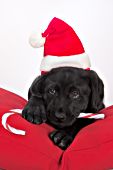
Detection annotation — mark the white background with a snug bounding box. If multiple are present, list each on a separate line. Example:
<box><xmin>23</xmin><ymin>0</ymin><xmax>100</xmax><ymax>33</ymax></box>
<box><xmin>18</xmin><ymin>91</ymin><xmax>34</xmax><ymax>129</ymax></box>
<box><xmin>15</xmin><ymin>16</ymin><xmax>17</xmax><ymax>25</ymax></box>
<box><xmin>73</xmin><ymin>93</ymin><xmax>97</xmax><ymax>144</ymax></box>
<box><xmin>0</xmin><ymin>0</ymin><xmax>113</xmax><ymax>106</ymax></box>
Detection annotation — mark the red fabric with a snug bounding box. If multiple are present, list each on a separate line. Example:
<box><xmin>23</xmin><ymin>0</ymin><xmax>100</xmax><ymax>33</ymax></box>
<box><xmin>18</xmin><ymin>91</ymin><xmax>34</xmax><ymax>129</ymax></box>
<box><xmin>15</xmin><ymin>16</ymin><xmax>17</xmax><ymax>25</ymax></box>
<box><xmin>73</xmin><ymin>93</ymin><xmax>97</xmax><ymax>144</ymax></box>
<box><xmin>0</xmin><ymin>88</ymin><xmax>113</xmax><ymax>170</ymax></box>
<box><xmin>41</xmin><ymin>68</ymin><xmax>90</xmax><ymax>75</ymax></box>
<box><xmin>42</xmin><ymin>17</ymin><xmax>85</xmax><ymax>56</ymax></box>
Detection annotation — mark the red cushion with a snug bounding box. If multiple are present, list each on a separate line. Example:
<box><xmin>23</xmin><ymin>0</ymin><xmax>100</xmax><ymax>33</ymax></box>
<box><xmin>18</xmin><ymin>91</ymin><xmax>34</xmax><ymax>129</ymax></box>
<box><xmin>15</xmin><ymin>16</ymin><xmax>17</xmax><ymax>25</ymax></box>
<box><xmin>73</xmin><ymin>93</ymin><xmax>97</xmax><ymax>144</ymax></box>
<box><xmin>0</xmin><ymin>88</ymin><xmax>113</xmax><ymax>170</ymax></box>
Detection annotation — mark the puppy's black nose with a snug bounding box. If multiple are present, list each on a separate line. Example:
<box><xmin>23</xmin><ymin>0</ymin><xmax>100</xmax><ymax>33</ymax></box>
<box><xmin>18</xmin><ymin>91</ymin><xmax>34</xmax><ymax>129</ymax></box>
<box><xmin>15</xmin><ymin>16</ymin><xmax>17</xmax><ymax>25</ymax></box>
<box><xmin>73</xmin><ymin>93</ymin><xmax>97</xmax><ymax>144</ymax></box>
<box><xmin>55</xmin><ymin>112</ymin><xmax>66</xmax><ymax>121</ymax></box>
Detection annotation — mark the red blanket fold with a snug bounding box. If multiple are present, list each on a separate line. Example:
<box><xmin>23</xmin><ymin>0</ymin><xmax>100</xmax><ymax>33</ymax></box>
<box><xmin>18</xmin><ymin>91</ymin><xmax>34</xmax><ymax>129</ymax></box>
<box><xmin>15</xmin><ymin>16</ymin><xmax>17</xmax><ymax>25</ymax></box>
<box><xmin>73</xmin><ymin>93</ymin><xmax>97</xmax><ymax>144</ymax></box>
<box><xmin>0</xmin><ymin>88</ymin><xmax>113</xmax><ymax>170</ymax></box>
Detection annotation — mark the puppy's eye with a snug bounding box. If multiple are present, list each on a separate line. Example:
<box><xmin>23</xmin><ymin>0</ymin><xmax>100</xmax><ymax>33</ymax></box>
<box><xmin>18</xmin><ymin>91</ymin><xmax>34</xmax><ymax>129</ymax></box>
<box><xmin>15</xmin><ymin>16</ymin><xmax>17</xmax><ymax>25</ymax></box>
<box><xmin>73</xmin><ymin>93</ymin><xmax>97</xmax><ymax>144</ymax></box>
<box><xmin>48</xmin><ymin>88</ymin><xmax>56</xmax><ymax>95</ymax></box>
<box><xmin>70</xmin><ymin>91</ymin><xmax>80</xmax><ymax>99</ymax></box>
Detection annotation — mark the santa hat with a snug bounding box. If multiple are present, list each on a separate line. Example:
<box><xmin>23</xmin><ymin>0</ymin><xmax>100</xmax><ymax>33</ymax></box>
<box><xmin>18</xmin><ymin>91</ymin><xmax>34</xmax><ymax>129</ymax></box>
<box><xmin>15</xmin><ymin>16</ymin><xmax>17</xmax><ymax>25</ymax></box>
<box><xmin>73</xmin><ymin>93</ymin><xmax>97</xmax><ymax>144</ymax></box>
<box><xmin>29</xmin><ymin>17</ymin><xmax>91</xmax><ymax>74</ymax></box>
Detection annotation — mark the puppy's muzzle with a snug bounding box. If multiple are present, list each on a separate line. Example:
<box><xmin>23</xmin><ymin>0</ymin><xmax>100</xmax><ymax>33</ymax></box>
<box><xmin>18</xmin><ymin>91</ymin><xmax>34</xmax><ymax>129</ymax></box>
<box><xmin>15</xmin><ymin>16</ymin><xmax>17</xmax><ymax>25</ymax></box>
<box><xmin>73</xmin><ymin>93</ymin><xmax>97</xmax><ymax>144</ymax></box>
<box><xmin>55</xmin><ymin>112</ymin><xmax>66</xmax><ymax>121</ymax></box>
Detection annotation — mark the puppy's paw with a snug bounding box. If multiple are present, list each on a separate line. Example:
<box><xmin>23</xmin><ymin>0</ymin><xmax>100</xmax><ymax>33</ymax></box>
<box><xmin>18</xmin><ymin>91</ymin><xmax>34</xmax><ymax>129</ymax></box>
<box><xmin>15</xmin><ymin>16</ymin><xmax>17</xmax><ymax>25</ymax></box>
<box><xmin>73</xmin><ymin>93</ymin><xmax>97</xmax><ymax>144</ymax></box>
<box><xmin>49</xmin><ymin>130</ymin><xmax>73</xmax><ymax>150</ymax></box>
<box><xmin>22</xmin><ymin>104</ymin><xmax>47</xmax><ymax>124</ymax></box>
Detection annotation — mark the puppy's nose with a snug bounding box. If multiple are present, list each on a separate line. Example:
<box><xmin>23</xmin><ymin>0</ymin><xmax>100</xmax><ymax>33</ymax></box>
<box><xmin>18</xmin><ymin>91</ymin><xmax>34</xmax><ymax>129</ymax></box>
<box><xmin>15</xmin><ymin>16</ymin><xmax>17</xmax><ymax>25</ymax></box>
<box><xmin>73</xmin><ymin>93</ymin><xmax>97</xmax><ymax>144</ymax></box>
<box><xmin>55</xmin><ymin>112</ymin><xmax>66</xmax><ymax>120</ymax></box>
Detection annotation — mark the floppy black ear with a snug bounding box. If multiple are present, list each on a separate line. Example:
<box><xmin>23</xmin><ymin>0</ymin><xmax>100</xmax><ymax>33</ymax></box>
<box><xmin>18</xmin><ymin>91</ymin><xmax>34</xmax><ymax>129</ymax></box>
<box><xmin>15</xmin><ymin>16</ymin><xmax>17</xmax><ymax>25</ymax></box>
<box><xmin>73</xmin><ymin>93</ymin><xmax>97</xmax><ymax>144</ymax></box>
<box><xmin>28</xmin><ymin>75</ymin><xmax>46</xmax><ymax>99</ymax></box>
<box><xmin>88</xmin><ymin>70</ymin><xmax>105</xmax><ymax>112</ymax></box>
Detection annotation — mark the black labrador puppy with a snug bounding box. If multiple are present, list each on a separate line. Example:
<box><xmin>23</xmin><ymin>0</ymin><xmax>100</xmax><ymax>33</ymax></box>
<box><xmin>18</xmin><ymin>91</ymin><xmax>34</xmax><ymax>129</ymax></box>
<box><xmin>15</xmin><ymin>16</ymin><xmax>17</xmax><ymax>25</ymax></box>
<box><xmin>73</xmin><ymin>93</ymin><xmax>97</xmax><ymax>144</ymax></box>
<box><xmin>22</xmin><ymin>67</ymin><xmax>105</xmax><ymax>150</ymax></box>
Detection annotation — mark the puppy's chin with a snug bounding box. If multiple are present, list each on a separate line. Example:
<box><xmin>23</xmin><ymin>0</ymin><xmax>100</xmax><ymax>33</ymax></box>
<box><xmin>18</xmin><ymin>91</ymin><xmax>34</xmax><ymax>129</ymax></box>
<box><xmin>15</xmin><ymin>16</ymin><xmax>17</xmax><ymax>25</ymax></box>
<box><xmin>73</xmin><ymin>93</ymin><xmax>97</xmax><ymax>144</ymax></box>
<box><xmin>47</xmin><ymin>118</ymin><xmax>76</xmax><ymax>129</ymax></box>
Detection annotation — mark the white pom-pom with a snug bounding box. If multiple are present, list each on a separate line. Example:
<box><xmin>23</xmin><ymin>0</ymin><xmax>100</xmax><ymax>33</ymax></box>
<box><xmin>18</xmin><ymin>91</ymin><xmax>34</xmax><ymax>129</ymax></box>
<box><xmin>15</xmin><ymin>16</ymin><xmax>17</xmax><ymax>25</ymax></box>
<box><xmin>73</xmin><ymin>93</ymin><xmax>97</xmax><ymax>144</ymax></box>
<box><xmin>29</xmin><ymin>32</ymin><xmax>46</xmax><ymax>48</ymax></box>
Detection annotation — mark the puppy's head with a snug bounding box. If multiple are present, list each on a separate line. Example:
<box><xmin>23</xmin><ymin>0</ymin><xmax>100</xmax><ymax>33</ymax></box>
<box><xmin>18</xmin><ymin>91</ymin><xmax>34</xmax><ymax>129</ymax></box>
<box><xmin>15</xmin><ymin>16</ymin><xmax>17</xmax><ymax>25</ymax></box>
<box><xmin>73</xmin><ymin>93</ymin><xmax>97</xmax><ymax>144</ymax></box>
<box><xmin>29</xmin><ymin>67</ymin><xmax>105</xmax><ymax>128</ymax></box>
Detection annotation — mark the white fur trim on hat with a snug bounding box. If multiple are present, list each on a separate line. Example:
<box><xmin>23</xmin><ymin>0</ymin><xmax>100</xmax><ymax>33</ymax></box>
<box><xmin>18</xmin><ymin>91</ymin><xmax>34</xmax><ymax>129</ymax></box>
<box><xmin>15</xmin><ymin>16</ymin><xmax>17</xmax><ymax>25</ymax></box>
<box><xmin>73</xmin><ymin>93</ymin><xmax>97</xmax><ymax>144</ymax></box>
<box><xmin>40</xmin><ymin>53</ymin><xmax>91</xmax><ymax>72</ymax></box>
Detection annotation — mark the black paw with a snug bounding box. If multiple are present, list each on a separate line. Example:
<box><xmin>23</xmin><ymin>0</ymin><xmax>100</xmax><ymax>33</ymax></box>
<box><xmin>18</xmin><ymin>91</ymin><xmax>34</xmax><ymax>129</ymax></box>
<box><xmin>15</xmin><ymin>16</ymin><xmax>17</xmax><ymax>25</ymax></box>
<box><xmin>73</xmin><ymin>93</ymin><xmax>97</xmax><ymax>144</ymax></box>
<box><xmin>22</xmin><ymin>104</ymin><xmax>47</xmax><ymax>124</ymax></box>
<box><xmin>49</xmin><ymin>130</ymin><xmax>73</xmax><ymax>150</ymax></box>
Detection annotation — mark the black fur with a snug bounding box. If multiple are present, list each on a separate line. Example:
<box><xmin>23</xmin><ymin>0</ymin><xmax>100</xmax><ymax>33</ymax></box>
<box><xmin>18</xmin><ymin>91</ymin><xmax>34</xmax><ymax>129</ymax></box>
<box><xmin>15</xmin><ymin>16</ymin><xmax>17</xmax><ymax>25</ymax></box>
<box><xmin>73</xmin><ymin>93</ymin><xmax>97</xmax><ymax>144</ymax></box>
<box><xmin>22</xmin><ymin>67</ymin><xmax>105</xmax><ymax>150</ymax></box>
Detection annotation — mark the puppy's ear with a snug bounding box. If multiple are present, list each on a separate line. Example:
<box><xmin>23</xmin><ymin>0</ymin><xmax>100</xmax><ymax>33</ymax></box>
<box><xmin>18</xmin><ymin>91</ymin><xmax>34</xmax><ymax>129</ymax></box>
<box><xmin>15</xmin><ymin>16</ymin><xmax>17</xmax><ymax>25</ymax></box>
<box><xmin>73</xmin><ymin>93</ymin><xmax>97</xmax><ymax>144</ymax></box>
<box><xmin>28</xmin><ymin>75</ymin><xmax>46</xmax><ymax>99</ymax></box>
<box><xmin>88</xmin><ymin>70</ymin><xmax>105</xmax><ymax>112</ymax></box>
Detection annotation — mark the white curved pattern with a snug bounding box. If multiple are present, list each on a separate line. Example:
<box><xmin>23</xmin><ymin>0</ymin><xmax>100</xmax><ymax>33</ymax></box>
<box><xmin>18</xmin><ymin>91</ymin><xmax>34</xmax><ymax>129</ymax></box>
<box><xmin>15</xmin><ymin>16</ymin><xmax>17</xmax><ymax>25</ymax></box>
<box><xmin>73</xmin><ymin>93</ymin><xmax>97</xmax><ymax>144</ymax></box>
<box><xmin>2</xmin><ymin>110</ymin><xmax>25</xmax><ymax>135</ymax></box>
<box><xmin>78</xmin><ymin>113</ymin><xmax>105</xmax><ymax>119</ymax></box>
<box><xmin>10</xmin><ymin>109</ymin><xmax>23</xmax><ymax>113</ymax></box>
<box><xmin>1</xmin><ymin>109</ymin><xmax>105</xmax><ymax>136</ymax></box>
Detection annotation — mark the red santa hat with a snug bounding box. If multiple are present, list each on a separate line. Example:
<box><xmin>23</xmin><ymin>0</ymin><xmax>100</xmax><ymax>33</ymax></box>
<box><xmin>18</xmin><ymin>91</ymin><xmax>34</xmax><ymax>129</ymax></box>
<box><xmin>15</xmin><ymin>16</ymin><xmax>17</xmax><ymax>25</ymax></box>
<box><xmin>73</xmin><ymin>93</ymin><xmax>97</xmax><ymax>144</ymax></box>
<box><xmin>29</xmin><ymin>17</ymin><xmax>91</xmax><ymax>74</ymax></box>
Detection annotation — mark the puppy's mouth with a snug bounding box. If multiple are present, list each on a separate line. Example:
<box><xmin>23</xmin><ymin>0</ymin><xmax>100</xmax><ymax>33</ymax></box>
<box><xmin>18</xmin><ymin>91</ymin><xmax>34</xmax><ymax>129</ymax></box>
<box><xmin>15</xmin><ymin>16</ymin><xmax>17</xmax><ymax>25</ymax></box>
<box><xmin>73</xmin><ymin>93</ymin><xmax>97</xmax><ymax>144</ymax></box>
<box><xmin>47</xmin><ymin>112</ymin><xmax>77</xmax><ymax>128</ymax></box>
